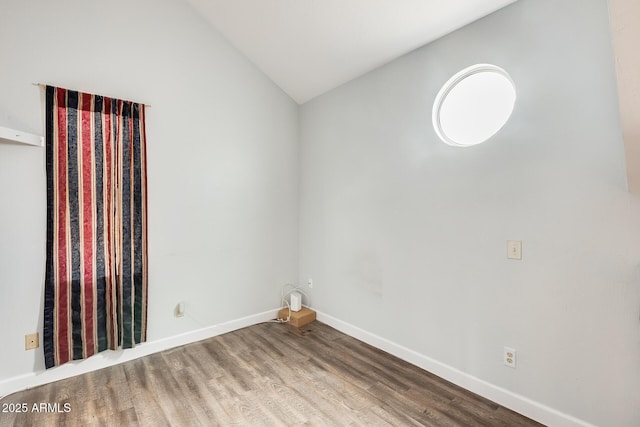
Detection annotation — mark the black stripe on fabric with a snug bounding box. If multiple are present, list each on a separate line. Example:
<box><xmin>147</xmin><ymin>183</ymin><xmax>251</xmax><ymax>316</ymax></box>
<box><xmin>132</xmin><ymin>104</ymin><xmax>144</xmax><ymax>344</ymax></box>
<box><xmin>120</xmin><ymin>102</ymin><xmax>133</xmax><ymax>349</ymax></box>
<box><xmin>66</xmin><ymin>90</ymin><xmax>84</xmax><ymax>361</ymax></box>
<box><xmin>43</xmin><ymin>86</ymin><xmax>56</xmax><ymax>369</ymax></box>
<box><xmin>93</xmin><ymin>95</ymin><xmax>108</xmax><ymax>352</ymax></box>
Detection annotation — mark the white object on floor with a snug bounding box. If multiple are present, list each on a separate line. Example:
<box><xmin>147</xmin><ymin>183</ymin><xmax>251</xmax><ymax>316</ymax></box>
<box><xmin>290</xmin><ymin>292</ymin><xmax>302</xmax><ymax>312</ymax></box>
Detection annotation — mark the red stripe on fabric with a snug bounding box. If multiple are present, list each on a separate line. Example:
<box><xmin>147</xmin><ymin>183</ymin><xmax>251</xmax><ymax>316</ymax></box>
<box><xmin>56</xmin><ymin>88</ymin><xmax>70</xmax><ymax>366</ymax></box>
<box><xmin>81</xmin><ymin>92</ymin><xmax>95</xmax><ymax>356</ymax></box>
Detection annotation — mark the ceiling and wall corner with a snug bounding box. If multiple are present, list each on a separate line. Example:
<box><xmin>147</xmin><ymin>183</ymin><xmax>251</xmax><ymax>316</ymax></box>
<box><xmin>183</xmin><ymin>0</ymin><xmax>517</xmax><ymax>104</ymax></box>
<box><xmin>608</xmin><ymin>0</ymin><xmax>640</xmax><ymax>194</ymax></box>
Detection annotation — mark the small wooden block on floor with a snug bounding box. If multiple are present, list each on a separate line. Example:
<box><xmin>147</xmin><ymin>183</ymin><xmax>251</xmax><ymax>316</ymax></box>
<box><xmin>277</xmin><ymin>307</ymin><xmax>316</xmax><ymax>327</ymax></box>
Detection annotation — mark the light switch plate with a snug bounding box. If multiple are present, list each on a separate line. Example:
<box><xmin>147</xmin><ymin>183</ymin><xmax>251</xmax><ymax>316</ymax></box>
<box><xmin>507</xmin><ymin>240</ymin><xmax>522</xmax><ymax>260</ymax></box>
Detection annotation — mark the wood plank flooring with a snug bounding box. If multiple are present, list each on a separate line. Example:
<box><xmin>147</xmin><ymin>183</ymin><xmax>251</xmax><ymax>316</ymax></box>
<box><xmin>0</xmin><ymin>321</ymin><xmax>544</xmax><ymax>426</ymax></box>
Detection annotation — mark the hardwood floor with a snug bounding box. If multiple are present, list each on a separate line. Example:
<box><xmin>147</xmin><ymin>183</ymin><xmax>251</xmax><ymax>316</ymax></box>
<box><xmin>0</xmin><ymin>321</ymin><xmax>544</xmax><ymax>426</ymax></box>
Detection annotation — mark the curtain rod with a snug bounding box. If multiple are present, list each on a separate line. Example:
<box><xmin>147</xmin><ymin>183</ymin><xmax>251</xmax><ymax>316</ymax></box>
<box><xmin>32</xmin><ymin>83</ymin><xmax>151</xmax><ymax>107</ymax></box>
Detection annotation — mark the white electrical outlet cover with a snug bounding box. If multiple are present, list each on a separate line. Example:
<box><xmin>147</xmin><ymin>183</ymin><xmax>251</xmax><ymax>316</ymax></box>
<box><xmin>504</xmin><ymin>346</ymin><xmax>516</xmax><ymax>368</ymax></box>
<box><xmin>176</xmin><ymin>302</ymin><xmax>185</xmax><ymax>317</ymax></box>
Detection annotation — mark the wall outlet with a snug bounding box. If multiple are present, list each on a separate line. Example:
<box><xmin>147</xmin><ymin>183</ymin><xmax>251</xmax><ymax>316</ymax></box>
<box><xmin>504</xmin><ymin>346</ymin><xmax>516</xmax><ymax>368</ymax></box>
<box><xmin>175</xmin><ymin>302</ymin><xmax>185</xmax><ymax>317</ymax></box>
<box><xmin>25</xmin><ymin>333</ymin><xmax>39</xmax><ymax>350</ymax></box>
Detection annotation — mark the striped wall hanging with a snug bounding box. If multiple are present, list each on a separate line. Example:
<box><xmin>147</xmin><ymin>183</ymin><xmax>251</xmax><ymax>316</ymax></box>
<box><xmin>43</xmin><ymin>86</ymin><xmax>148</xmax><ymax>369</ymax></box>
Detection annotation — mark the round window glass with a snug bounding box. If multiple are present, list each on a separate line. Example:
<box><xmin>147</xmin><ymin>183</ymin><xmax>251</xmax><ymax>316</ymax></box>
<box><xmin>432</xmin><ymin>64</ymin><xmax>516</xmax><ymax>147</ymax></box>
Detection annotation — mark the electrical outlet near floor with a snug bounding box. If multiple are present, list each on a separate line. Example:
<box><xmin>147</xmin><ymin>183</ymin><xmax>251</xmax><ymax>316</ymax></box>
<box><xmin>175</xmin><ymin>302</ymin><xmax>185</xmax><ymax>317</ymax></box>
<box><xmin>504</xmin><ymin>346</ymin><xmax>516</xmax><ymax>368</ymax></box>
<box><xmin>25</xmin><ymin>333</ymin><xmax>39</xmax><ymax>350</ymax></box>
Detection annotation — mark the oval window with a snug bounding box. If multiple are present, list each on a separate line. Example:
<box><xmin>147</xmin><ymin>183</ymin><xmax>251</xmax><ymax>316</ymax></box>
<box><xmin>432</xmin><ymin>64</ymin><xmax>516</xmax><ymax>147</ymax></box>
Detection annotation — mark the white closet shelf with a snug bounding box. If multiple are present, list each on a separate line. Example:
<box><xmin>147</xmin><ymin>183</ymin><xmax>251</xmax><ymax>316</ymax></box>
<box><xmin>0</xmin><ymin>126</ymin><xmax>44</xmax><ymax>147</ymax></box>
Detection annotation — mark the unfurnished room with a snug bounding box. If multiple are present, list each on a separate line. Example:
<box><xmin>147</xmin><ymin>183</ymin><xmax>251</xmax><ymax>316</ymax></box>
<box><xmin>0</xmin><ymin>0</ymin><xmax>639</xmax><ymax>426</ymax></box>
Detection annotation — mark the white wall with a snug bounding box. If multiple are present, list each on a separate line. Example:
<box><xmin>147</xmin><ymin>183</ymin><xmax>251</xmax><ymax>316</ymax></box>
<box><xmin>2</xmin><ymin>0</ymin><xmax>640</xmax><ymax>425</ymax></box>
<box><xmin>0</xmin><ymin>0</ymin><xmax>298</xmax><ymax>386</ymax></box>
<box><xmin>299</xmin><ymin>0</ymin><xmax>640</xmax><ymax>425</ymax></box>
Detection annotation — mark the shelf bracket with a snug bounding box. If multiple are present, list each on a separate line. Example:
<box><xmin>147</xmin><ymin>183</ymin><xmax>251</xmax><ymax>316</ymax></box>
<box><xmin>0</xmin><ymin>126</ymin><xmax>44</xmax><ymax>147</ymax></box>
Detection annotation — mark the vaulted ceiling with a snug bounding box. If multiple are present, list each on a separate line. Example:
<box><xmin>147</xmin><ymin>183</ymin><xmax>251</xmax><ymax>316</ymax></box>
<box><xmin>184</xmin><ymin>0</ymin><xmax>518</xmax><ymax>104</ymax></box>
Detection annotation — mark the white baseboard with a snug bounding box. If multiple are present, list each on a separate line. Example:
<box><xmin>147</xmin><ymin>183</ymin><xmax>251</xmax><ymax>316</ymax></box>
<box><xmin>315</xmin><ymin>311</ymin><xmax>596</xmax><ymax>427</ymax></box>
<box><xmin>0</xmin><ymin>308</ymin><xmax>279</xmax><ymax>399</ymax></box>
<box><xmin>0</xmin><ymin>308</ymin><xmax>596</xmax><ymax>427</ymax></box>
